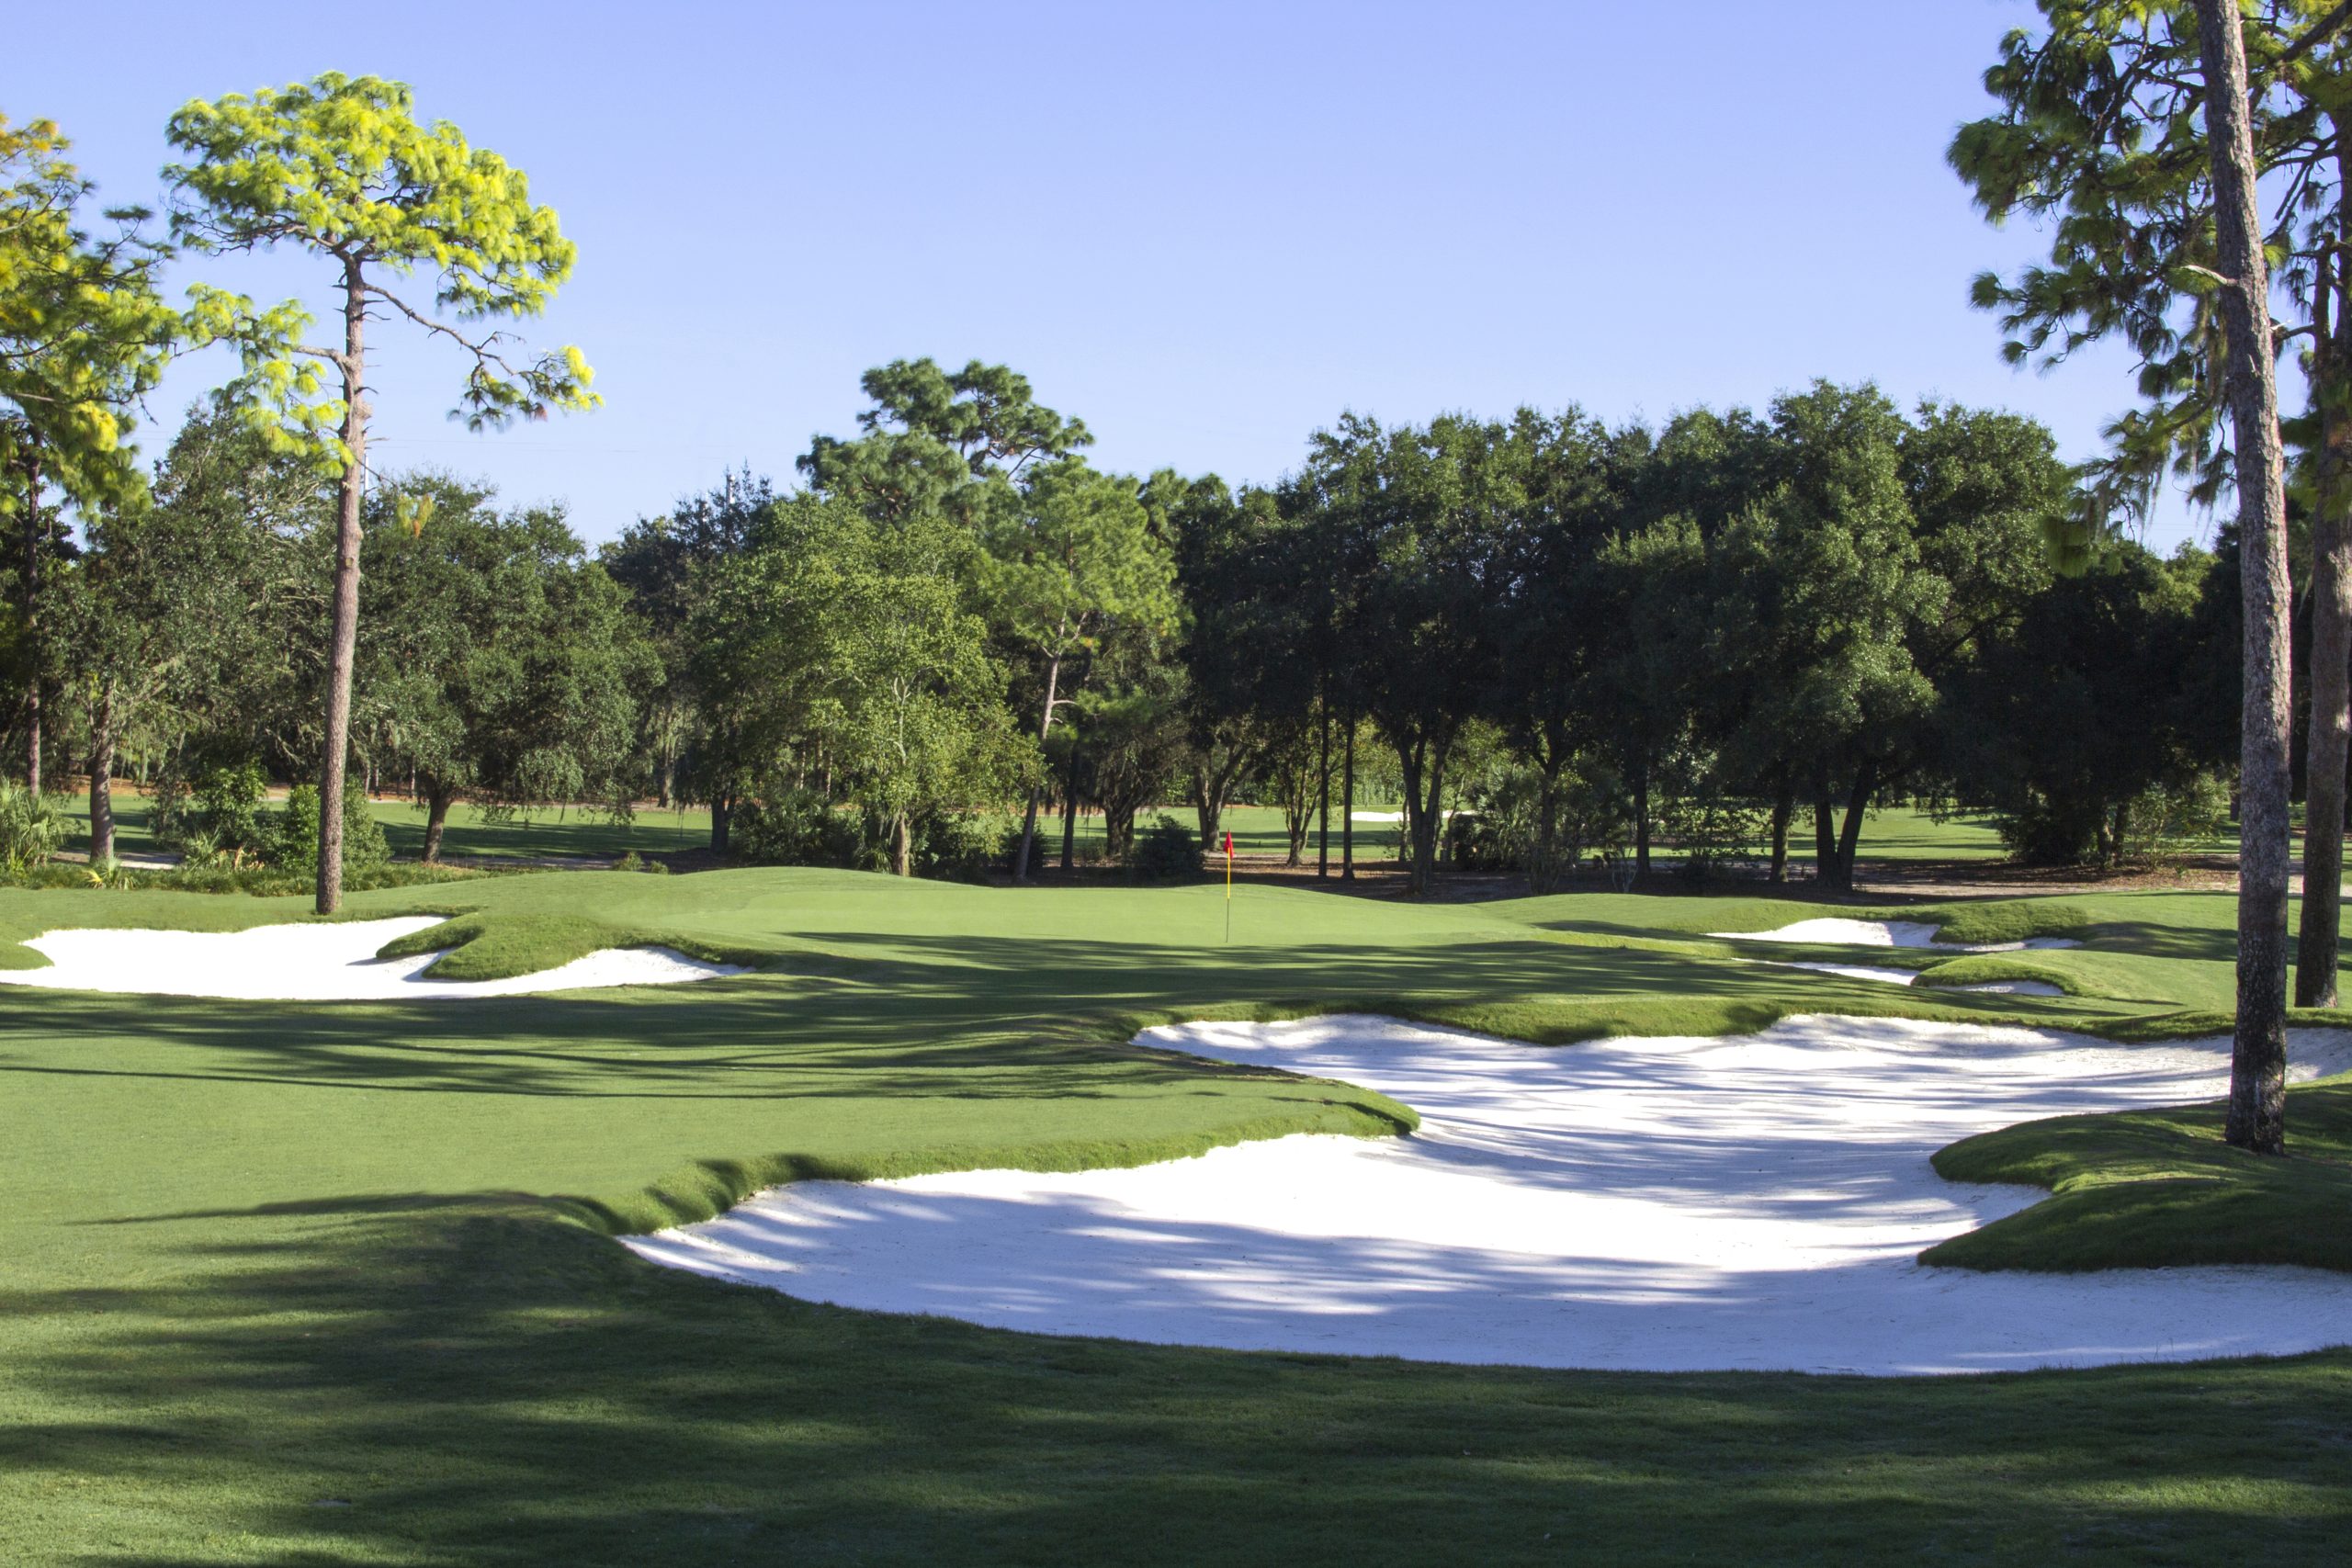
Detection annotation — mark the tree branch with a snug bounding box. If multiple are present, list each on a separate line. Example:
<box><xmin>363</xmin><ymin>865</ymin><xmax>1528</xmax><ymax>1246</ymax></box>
<box><xmin>2277</xmin><ymin>0</ymin><xmax>2352</xmax><ymax>73</ymax></box>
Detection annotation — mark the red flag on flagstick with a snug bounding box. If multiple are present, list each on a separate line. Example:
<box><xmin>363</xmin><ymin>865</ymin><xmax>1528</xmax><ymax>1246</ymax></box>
<box><xmin>1223</xmin><ymin>832</ymin><xmax>1233</xmax><ymax>857</ymax></box>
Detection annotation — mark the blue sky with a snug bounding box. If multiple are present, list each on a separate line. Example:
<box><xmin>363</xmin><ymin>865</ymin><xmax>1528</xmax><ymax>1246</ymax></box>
<box><xmin>8</xmin><ymin>0</ymin><xmax>2193</xmax><ymax>547</ymax></box>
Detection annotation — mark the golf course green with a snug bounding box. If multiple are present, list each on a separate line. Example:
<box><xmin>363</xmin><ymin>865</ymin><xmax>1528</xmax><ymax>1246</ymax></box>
<box><xmin>3</xmin><ymin>869</ymin><xmax>2349</xmax><ymax>1562</ymax></box>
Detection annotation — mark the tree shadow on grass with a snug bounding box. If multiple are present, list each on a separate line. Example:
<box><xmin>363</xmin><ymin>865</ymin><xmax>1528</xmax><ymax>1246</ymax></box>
<box><xmin>9</xmin><ymin>1199</ymin><xmax>2352</xmax><ymax>1565</ymax></box>
<box><xmin>0</xmin><ymin>930</ymin><xmax>2111</xmax><ymax>1107</ymax></box>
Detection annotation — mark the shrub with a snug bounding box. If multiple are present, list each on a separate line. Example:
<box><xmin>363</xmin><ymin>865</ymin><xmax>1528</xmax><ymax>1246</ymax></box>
<box><xmin>270</xmin><ymin>783</ymin><xmax>392</xmax><ymax>874</ymax></box>
<box><xmin>168</xmin><ymin>760</ymin><xmax>272</xmax><ymax>856</ymax></box>
<box><xmin>732</xmin><ymin>790</ymin><xmax>869</xmax><ymax>869</ymax></box>
<box><xmin>1660</xmin><ymin>793</ymin><xmax>1764</xmax><ymax>882</ymax></box>
<box><xmin>911</xmin><ymin>809</ymin><xmax>1007</xmax><ymax>883</ymax></box>
<box><xmin>1129</xmin><ymin>814</ymin><xmax>1203</xmax><ymax>881</ymax></box>
<box><xmin>0</xmin><ymin>783</ymin><xmax>65</xmax><ymax>877</ymax></box>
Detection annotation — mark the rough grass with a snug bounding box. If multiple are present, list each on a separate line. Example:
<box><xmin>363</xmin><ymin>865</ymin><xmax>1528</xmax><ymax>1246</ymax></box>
<box><xmin>6</xmin><ymin>869</ymin><xmax>2352</xmax><ymax>1563</ymax></box>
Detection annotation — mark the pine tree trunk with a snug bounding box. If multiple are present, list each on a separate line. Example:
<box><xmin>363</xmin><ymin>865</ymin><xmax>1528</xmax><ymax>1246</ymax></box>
<box><xmin>315</xmin><ymin>262</ymin><xmax>369</xmax><ymax>915</ymax></box>
<box><xmin>19</xmin><ymin>436</ymin><xmax>40</xmax><ymax>795</ymax></box>
<box><xmin>1316</xmin><ymin>689</ymin><xmax>1331</xmax><ymax>879</ymax></box>
<box><xmin>1633</xmin><ymin>756</ymin><xmax>1651</xmax><ymax>879</ymax></box>
<box><xmin>2299</xmin><ymin>245</ymin><xmax>2352</xmax><ymax>1006</ymax></box>
<box><xmin>2197</xmin><ymin>0</ymin><xmax>2292</xmax><ymax>1154</ymax></box>
<box><xmin>1340</xmin><ymin>716</ymin><xmax>1356</xmax><ymax>880</ymax></box>
<box><xmin>88</xmin><ymin>684</ymin><xmax>116</xmax><ymax>866</ymax></box>
<box><xmin>891</xmin><ymin>812</ymin><xmax>912</xmax><ymax>876</ymax></box>
<box><xmin>1769</xmin><ymin>786</ymin><xmax>1792</xmax><ymax>884</ymax></box>
<box><xmin>1814</xmin><ymin>784</ymin><xmax>1837</xmax><ymax>883</ymax></box>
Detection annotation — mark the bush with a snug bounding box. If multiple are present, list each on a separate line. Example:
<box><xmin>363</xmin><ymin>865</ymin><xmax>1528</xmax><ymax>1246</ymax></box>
<box><xmin>732</xmin><ymin>790</ymin><xmax>870</xmax><ymax>869</ymax></box>
<box><xmin>911</xmin><ymin>810</ymin><xmax>1007</xmax><ymax>883</ymax></box>
<box><xmin>1129</xmin><ymin>814</ymin><xmax>1203</xmax><ymax>881</ymax></box>
<box><xmin>163</xmin><ymin>759</ymin><xmax>272</xmax><ymax>856</ymax></box>
<box><xmin>1659</xmin><ymin>793</ymin><xmax>1764</xmax><ymax>882</ymax></box>
<box><xmin>270</xmin><ymin>783</ymin><xmax>392</xmax><ymax>874</ymax></box>
<box><xmin>0</xmin><ymin>783</ymin><xmax>65</xmax><ymax>876</ymax></box>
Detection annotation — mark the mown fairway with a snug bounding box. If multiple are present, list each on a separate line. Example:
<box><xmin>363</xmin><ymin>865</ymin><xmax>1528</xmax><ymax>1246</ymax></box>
<box><xmin>3</xmin><ymin>870</ymin><xmax>2348</xmax><ymax>1564</ymax></box>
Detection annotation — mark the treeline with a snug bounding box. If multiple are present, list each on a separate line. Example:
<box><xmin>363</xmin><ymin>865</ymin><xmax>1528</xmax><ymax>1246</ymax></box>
<box><xmin>3</xmin><ymin>357</ymin><xmax>2245</xmax><ymax>891</ymax></box>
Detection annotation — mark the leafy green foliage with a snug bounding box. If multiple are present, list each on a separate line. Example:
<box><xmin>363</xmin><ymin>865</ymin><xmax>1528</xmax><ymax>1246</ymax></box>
<box><xmin>269</xmin><ymin>782</ymin><xmax>390</xmax><ymax>874</ymax></box>
<box><xmin>1129</xmin><ymin>812</ymin><xmax>1204</xmax><ymax>880</ymax></box>
<box><xmin>0</xmin><ymin>779</ymin><xmax>62</xmax><ymax>874</ymax></box>
<box><xmin>357</xmin><ymin>475</ymin><xmax>654</xmax><ymax>856</ymax></box>
<box><xmin>0</xmin><ymin>112</ymin><xmax>176</xmax><ymax>511</ymax></box>
<box><xmin>165</xmin><ymin>73</ymin><xmax>595</xmax><ymax>457</ymax></box>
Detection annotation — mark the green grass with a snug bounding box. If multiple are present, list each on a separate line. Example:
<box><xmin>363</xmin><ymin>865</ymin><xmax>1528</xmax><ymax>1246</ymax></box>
<box><xmin>1925</xmin><ymin>1079</ymin><xmax>2352</xmax><ymax>1273</ymax></box>
<box><xmin>56</xmin><ymin>789</ymin><xmax>715</xmax><ymax>862</ymax></box>
<box><xmin>6</xmin><ymin>870</ymin><xmax>2352</xmax><ymax>1563</ymax></box>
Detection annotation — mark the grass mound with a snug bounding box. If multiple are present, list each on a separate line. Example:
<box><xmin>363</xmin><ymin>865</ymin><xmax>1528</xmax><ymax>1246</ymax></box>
<box><xmin>374</xmin><ymin>909</ymin><xmax>747</xmax><ymax>981</ymax></box>
<box><xmin>1895</xmin><ymin>898</ymin><xmax>2093</xmax><ymax>947</ymax></box>
<box><xmin>1914</xmin><ymin>953</ymin><xmax>2079</xmax><ymax>994</ymax></box>
<box><xmin>1924</xmin><ymin>1074</ymin><xmax>2352</xmax><ymax>1273</ymax></box>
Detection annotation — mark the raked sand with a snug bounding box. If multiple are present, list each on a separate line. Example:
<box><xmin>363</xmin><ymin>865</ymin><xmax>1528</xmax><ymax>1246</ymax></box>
<box><xmin>628</xmin><ymin>1014</ymin><xmax>2352</xmax><ymax>1375</ymax></box>
<box><xmin>0</xmin><ymin>916</ymin><xmax>743</xmax><ymax>1000</ymax></box>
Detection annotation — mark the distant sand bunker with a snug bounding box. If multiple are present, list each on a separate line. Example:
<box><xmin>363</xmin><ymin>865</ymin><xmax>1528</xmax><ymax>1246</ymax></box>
<box><xmin>0</xmin><ymin>917</ymin><xmax>743</xmax><ymax>1000</ymax></box>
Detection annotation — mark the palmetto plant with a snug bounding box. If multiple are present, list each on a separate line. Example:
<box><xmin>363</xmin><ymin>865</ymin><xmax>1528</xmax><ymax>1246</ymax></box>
<box><xmin>0</xmin><ymin>781</ymin><xmax>64</xmax><ymax>877</ymax></box>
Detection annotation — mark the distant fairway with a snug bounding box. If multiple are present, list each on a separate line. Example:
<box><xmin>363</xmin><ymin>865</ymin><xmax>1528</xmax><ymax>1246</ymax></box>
<box><xmin>54</xmin><ymin>789</ymin><xmax>715</xmax><ymax>862</ymax></box>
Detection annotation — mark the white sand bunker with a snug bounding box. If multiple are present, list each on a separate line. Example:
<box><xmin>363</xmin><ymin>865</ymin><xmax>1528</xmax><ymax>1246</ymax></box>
<box><xmin>629</xmin><ymin>1015</ymin><xmax>2352</xmax><ymax>1375</ymax></box>
<box><xmin>1717</xmin><ymin>919</ymin><xmax>2080</xmax><ymax>989</ymax></box>
<box><xmin>0</xmin><ymin>916</ymin><xmax>743</xmax><ymax>1000</ymax></box>
<box><xmin>1714</xmin><ymin>917</ymin><xmax>2081</xmax><ymax>953</ymax></box>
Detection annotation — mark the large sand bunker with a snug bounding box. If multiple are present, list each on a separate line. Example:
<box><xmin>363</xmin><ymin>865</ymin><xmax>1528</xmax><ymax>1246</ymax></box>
<box><xmin>628</xmin><ymin>1014</ymin><xmax>2352</xmax><ymax>1375</ymax></box>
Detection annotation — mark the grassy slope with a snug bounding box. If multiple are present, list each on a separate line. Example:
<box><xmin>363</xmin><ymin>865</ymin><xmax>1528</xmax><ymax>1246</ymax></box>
<box><xmin>1925</xmin><ymin>1079</ymin><xmax>2352</xmax><ymax>1273</ymax></box>
<box><xmin>5</xmin><ymin>871</ymin><xmax>2351</xmax><ymax>1562</ymax></box>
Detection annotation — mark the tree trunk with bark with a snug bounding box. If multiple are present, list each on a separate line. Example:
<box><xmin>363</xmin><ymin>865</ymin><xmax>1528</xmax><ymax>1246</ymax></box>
<box><xmin>422</xmin><ymin>782</ymin><xmax>453</xmax><ymax>864</ymax></box>
<box><xmin>19</xmin><ymin>436</ymin><xmax>40</xmax><ymax>795</ymax></box>
<box><xmin>1824</xmin><ymin>764</ymin><xmax>1876</xmax><ymax>893</ymax></box>
<box><xmin>2300</xmin><ymin>241</ymin><xmax>2352</xmax><ymax>1006</ymax></box>
<box><xmin>1340</xmin><ymin>716</ymin><xmax>1356</xmax><ymax>880</ymax></box>
<box><xmin>1769</xmin><ymin>784</ymin><xmax>1793</xmax><ymax>883</ymax></box>
<box><xmin>710</xmin><ymin>790</ymin><xmax>731</xmax><ymax>856</ymax></box>
<box><xmin>2198</xmin><ymin>0</ymin><xmax>2293</xmax><ymax>1153</ymax></box>
<box><xmin>314</xmin><ymin>260</ymin><xmax>369</xmax><ymax>915</ymax></box>
<box><xmin>1316</xmin><ymin>689</ymin><xmax>1331</xmax><ymax>879</ymax></box>
<box><xmin>1395</xmin><ymin>732</ymin><xmax>1451</xmax><ymax>898</ymax></box>
<box><xmin>1012</xmin><ymin>649</ymin><xmax>1062</xmax><ymax>881</ymax></box>
<box><xmin>1532</xmin><ymin>761</ymin><xmax>1565</xmax><ymax>895</ymax></box>
<box><xmin>891</xmin><ymin>812</ymin><xmax>912</xmax><ymax>876</ymax></box>
<box><xmin>1632</xmin><ymin>755</ymin><xmax>1651</xmax><ymax>879</ymax></box>
<box><xmin>87</xmin><ymin>683</ymin><xmax>116</xmax><ymax>865</ymax></box>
